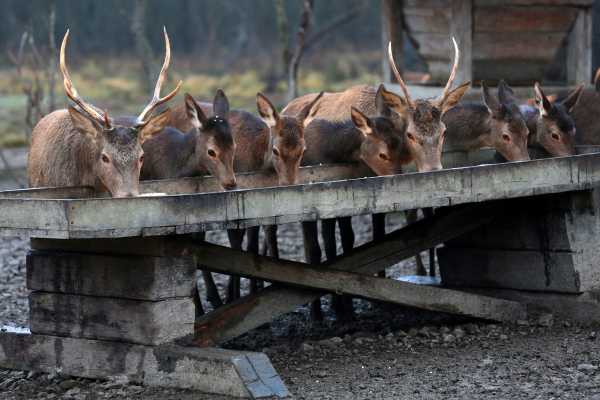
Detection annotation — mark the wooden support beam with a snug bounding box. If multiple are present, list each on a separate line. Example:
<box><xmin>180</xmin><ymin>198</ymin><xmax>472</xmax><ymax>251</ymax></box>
<box><xmin>450</xmin><ymin>0</ymin><xmax>473</xmax><ymax>84</ymax></box>
<box><xmin>567</xmin><ymin>8</ymin><xmax>592</xmax><ymax>85</ymax></box>
<box><xmin>191</xmin><ymin>203</ymin><xmax>505</xmax><ymax>346</ymax></box>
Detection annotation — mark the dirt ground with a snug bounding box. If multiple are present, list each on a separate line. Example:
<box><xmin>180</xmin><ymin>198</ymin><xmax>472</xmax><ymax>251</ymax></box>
<box><xmin>0</xmin><ymin>213</ymin><xmax>599</xmax><ymax>400</ymax></box>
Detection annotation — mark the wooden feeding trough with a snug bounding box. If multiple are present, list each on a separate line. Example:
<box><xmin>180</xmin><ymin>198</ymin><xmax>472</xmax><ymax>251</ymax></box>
<box><xmin>395</xmin><ymin>0</ymin><xmax>593</xmax><ymax>85</ymax></box>
<box><xmin>2</xmin><ymin>151</ymin><xmax>600</xmax><ymax>397</ymax></box>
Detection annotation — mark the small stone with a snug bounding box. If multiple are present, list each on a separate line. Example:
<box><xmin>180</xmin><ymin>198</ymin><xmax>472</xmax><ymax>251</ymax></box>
<box><xmin>354</xmin><ymin>338</ymin><xmax>364</xmax><ymax>345</ymax></box>
<box><xmin>408</xmin><ymin>328</ymin><xmax>419</xmax><ymax>337</ymax></box>
<box><xmin>453</xmin><ymin>327</ymin><xmax>466</xmax><ymax>339</ymax></box>
<box><xmin>499</xmin><ymin>334</ymin><xmax>509</xmax><ymax>340</ymax></box>
<box><xmin>577</xmin><ymin>363</ymin><xmax>598</xmax><ymax>372</ymax></box>
<box><xmin>59</xmin><ymin>379</ymin><xmax>78</xmax><ymax>391</ymax></box>
<box><xmin>564</xmin><ymin>321</ymin><xmax>572</xmax><ymax>328</ymax></box>
<box><xmin>385</xmin><ymin>333</ymin><xmax>395</xmax><ymax>341</ymax></box>
<box><xmin>537</xmin><ymin>313</ymin><xmax>553</xmax><ymax>327</ymax></box>
<box><xmin>589</xmin><ymin>331</ymin><xmax>597</xmax><ymax>340</ymax></box>
<box><xmin>516</xmin><ymin>319</ymin><xmax>529</xmax><ymax>326</ymax></box>
<box><xmin>301</xmin><ymin>343</ymin><xmax>314</xmax><ymax>352</ymax></box>
<box><xmin>315</xmin><ymin>370</ymin><xmax>328</xmax><ymax>378</ymax></box>
<box><xmin>442</xmin><ymin>334</ymin><xmax>456</xmax><ymax>343</ymax></box>
<box><xmin>481</xmin><ymin>357</ymin><xmax>493</xmax><ymax>367</ymax></box>
<box><xmin>440</xmin><ymin>326</ymin><xmax>451</xmax><ymax>334</ymax></box>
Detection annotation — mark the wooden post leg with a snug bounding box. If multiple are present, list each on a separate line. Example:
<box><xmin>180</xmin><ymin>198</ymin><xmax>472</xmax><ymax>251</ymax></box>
<box><xmin>193</xmin><ymin>273</ymin><xmax>205</xmax><ymax>319</ymax></box>
<box><xmin>302</xmin><ymin>221</ymin><xmax>323</xmax><ymax>321</ymax></box>
<box><xmin>333</xmin><ymin>217</ymin><xmax>355</xmax><ymax>321</ymax></box>
<box><xmin>192</xmin><ymin>232</ymin><xmax>223</xmax><ymax>309</ymax></box>
<box><xmin>246</xmin><ymin>226</ymin><xmax>263</xmax><ymax>294</ymax></box>
<box><xmin>227</xmin><ymin>229</ymin><xmax>245</xmax><ymax>303</ymax></box>
<box><xmin>372</xmin><ymin>213</ymin><xmax>386</xmax><ymax>278</ymax></box>
<box><xmin>264</xmin><ymin>225</ymin><xmax>279</xmax><ymax>259</ymax></box>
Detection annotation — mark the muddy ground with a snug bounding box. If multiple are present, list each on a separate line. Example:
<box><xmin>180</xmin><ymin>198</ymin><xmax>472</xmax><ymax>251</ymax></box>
<box><xmin>0</xmin><ymin>213</ymin><xmax>599</xmax><ymax>399</ymax></box>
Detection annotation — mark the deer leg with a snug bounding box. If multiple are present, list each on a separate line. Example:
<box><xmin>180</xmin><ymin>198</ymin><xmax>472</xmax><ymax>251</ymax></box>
<box><xmin>372</xmin><ymin>213</ymin><xmax>386</xmax><ymax>278</ymax></box>
<box><xmin>191</xmin><ymin>232</ymin><xmax>223</xmax><ymax>309</ymax></box>
<box><xmin>334</xmin><ymin>216</ymin><xmax>355</xmax><ymax>321</ymax></box>
<box><xmin>302</xmin><ymin>220</ymin><xmax>323</xmax><ymax>322</ymax></box>
<box><xmin>423</xmin><ymin>207</ymin><xmax>436</xmax><ymax>277</ymax></box>
<box><xmin>246</xmin><ymin>226</ymin><xmax>262</xmax><ymax>294</ymax></box>
<box><xmin>265</xmin><ymin>224</ymin><xmax>280</xmax><ymax>259</ymax></box>
<box><xmin>406</xmin><ymin>209</ymin><xmax>427</xmax><ymax>276</ymax></box>
<box><xmin>226</xmin><ymin>229</ymin><xmax>245</xmax><ymax>303</ymax></box>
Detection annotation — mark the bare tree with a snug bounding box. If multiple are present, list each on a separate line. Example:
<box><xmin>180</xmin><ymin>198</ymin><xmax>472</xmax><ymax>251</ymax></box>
<box><xmin>286</xmin><ymin>0</ymin><xmax>314</xmax><ymax>103</ymax></box>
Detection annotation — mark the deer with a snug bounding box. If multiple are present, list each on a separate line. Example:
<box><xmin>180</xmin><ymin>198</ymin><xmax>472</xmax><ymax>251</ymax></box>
<box><xmin>443</xmin><ymin>80</ymin><xmax>530</xmax><ymax>162</ymax></box>
<box><xmin>28</xmin><ymin>28</ymin><xmax>180</xmax><ymax>198</ymax></box>
<box><xmin>165</xmin><ymin>91</ymin><xmax>322</xmax><ymax>306</ymax></box>
<box><xmin>284</xmin><ymin>38</ymin><xmax>470</xmax><ymax>320</ymax></box>
<box><xmin>519</xmin><ymin>83</ymin><xmax>583</xmax><ymax>157</ymax></box>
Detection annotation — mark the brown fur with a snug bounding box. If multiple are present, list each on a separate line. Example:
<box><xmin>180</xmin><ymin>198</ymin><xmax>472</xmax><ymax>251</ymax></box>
<box><xmin>28</xmin><ymin>108</ymin><xmax>169</xmax><ymax>197</ymax></box>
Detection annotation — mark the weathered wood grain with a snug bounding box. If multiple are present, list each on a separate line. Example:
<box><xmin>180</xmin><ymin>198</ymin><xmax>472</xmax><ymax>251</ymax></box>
<box><xmin>474</xmin><ymin>7</ymin><xmax>578</xmax><ymax>33</ymax></box>
<box><xmin>0</xmin><ymin>329</ymin><xmax>290</xmax><ymax>398</ymax></box>
<box><xmin>450</xmin><ymin>0</ymin><xmax>473</xmax><ymax>84</ymax></box>
<box><xmin>4</xmin><ymin>153</ymin><xmax>600</xmax><ymax>239</ymax></box>
<box><xmin>567</xmin><ymin>8</ymin><xmax>593</xmax><ymax>85</ymax></box>
<box><xmin>29</xmin><ymin>293</ymin><xmax>195</xmax><ymax>345</ymax></box>
<box><xmin>27</xmin><ymin>251</ymin><xmax>196</xmax><ymax>300</ymax></box>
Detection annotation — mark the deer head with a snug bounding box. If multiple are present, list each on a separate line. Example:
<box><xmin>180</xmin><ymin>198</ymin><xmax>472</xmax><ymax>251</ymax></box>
<box><xmin>347</xmin><ymin>85</ymin><xmax>408</xmax><ymax>176</ymax></box>
<box><xmin>184</xmin><ymin>90</ymin><xmax>237</xmax><ymax>190</ymax></box>
<box><xmin>61</xmin><ymin>28</ymin><xmax>180</xmax><ymax>197</ymax></box>
<box><xmin>533</xmin><ymin>82</ymin><xmax>583</xmax><ymax>157</ymax></box>
<box><xmin>257</xmin><ymin>92</ymin><xmax>322</xmax><ymax>185</ymax></box>
<box><xmin>387</xmin><ymin>39</ymin><xmax>470</xmax><ymax>172</ymax></box>
<box><xmin>482</xmin><ymin>80</ymin><xmax>530</xmax><ymax>161</ymax></box>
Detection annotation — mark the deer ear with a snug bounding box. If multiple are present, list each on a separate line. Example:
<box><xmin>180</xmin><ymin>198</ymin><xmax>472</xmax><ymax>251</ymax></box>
<box><xmin>256</xmin><ymin>92</ymin><xmax>280</xmax><ymax>129</ymax></box>
<box><xmin>561</xmin><ymin>84</ymin><xmax>583</xmax><ymax>114</ymax></box>
<box><xmin>376</xmin><ymin>84</ymin><xmax>408</xmax><ymax>119</ymax></box>
<box><xmin>68</xmin><ymin>106</ymin><xmax>101</xmax><ymax>139</ymax></box>
<box><xmin>534</xmin><ymin>82</ymin><xmax>552</xmax><ymax>117</ymax></box>
<box><xmin>213</xmin><ymin>89</ymin><xmax>230</xmax><ymax>119</ymax></box>
<box><xmin>185</xmin><ymin>93</ymin><xmax>208</xmax><ymax>129</ymax></box>
<box><xmin>351</xmin><ymin>107</ymin><xmax>373</xmax><ymax>137</ymax></box>
<box><xmin>297</xmin><ymin>91</ymin><xmax>323</xmax><ymax>128</ymax></box>
<box><xmin>441</xmin><ymin>81</ymin><xmax>470</xmax><ymax>114</ymax></box>
<box><xmin>481</xmin><ymin>81</ymin><xmax>502</xmax><ymax>117</ymax></box>
<box><xmin>138</xmin><ymin>108</ymin><xmax>170</xmax><ymax>144</ymax></box>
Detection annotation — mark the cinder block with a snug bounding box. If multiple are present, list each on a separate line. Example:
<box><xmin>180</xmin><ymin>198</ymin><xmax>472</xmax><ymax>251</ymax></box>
<box><xmin>27</xmin><ymin>251</ymin><xmax>196</xmax><ymax>300</ymax></box>
<box><xmin>29</xmin><ymin>293</ymin><xmax>194</xmax><ymax>345</ymax></box>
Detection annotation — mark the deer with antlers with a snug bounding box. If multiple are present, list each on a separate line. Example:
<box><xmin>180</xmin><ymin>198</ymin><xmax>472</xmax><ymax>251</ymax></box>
<box><xmin>283</xmin><ymin>38</ymin><xmax>470</xmax><ymax>319</ymax></box>
<box><xmin>28</xmin><ymin>28</ymin><xmax>181</xmax><ymax>197</ymax></box>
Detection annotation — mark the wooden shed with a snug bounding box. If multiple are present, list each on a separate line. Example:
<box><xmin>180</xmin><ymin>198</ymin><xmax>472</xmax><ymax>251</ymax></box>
<box><xmin>382</xmin><ymin>0</ymin><xmax>594</xmax><ymax>85</ymax></box>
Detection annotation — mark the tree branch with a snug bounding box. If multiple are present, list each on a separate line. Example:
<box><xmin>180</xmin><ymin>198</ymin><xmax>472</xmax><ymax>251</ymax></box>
<box><xmin>286</xmin><ymin>0</ymin><xmax>314</xmax><ymax>103</ymax></box>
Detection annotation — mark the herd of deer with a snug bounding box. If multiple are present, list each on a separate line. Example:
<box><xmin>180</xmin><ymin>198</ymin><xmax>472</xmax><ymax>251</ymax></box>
<box><xmin>25</xmin><ymin>29</ymin><xmax>600</xmax><ymax>321</ymax></box>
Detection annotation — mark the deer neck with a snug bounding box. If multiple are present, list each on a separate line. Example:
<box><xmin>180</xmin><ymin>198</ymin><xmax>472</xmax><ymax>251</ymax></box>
<box><xmin>443</xmin><ymin>104</ymin><xmax>494</xmax><ymax>151</ymax></box>
<box><xmin>183</xmin><ymin>128</ymin><xmax>207</xmax><ymax>175</ymax></box>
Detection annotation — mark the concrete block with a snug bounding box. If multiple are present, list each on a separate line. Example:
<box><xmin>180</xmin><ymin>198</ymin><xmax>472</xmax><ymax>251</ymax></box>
<box><xmin>0</xmin><ymin>329</ymin><xmax>291</xmax><ymax>398</ymax></box>
<box><xmin>27</xmin><ymin>251</ymin><xmax>196</xmax><ymax>300</ymax></box>
<box><xmin>29</xmin><ymin>293</ymin><xmax>194</xmax><ymax>345</ymax></box>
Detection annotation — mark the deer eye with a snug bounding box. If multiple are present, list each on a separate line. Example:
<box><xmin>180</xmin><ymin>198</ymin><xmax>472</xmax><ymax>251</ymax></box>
<box><xmin>101</xmin><ymin>154</ymin><xmax>110</xmax><ymax>163</ymax></box>
<box><xmin>407</xmin><ymin>132</ymin><xmax>416</xmax><ymax>142</ymax></box>
<box><xmin>502</xmin><ymin>133</ymin><xmax>511</xmax><ymax>143</ymax></box>
<box><xmin>207</xmin><ymin>149</ymin><xmax>217</xmax><ymax>158</ymax></box>
<box><xmin>139</xmin><ymin>155</ymin><xmax>144</xmax><ymax>164</ymax></box>
<box><xmin>551</xmin><ymin>133</ymin><xmax>561</xmax><ymax>141</ymax></box>
<box><xmin>379</xmin><ymin>152</ymin><xmax>390</xmax><ymax>161</ymax></box>
<box><xmin>272</xmin><ymin>148</ymin><xmax>280</xmax><ymax>157</ymax></box>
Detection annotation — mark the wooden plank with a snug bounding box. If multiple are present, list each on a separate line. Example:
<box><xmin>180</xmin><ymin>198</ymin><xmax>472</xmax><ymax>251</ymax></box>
<box><xmin>403</xmin><ymin>7</ymin><xmax>450</xmax><ymax>34</ymax></box>
<box><xmin>0</xmin><ymin>330</ymin><xmax>289</xmax><ymax>398</ymax></box>
<box><xmin>5</xmin><ymin>153</ymin><xmax>600</xmax><ymax>239</ymax></box>
<box><xmin>192</xmin><ymin>203</ymin><xmax>501</xmax><ymax>346</ymax></box>
<box><xmin>474</xmin><ymin>6</ymin><xmax>578</xmax><ymax>33</ymax></box>
<box><xmin>438</xmin><ymin>247</ymin><xmax>582</xmax><ymax>293</ymax></box>
<box><xmin>450</xmin><ymin>0</ymin><xmax>473</xmax><ymax>84</ymax></box>
<box><xmin>29</xmin><ymin>293</ymin><xmax>195</xmax><ymax>345</ymax></box>
<box><xmin>189</xmin><ymin>241</ymin><xmax>527</xmax><ymax>321</ymax></box>
<box><xmin>473</xmin><ymin>32</ymin><xmax>565</xmax><ymax>60</ymax></box>
<box><xmin>26</xmin><ymin>251</ymin><xmax>196</xmax><ymax>300</ymax></box>
<box><xmin>567</xmin><ymin>9</ymin><xmax>593</xmax><ymax>85</ymax></box>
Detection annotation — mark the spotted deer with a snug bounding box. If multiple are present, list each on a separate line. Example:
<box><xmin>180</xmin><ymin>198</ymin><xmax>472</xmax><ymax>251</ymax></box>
<box><xmin>443</xmin><ymin>80</ymin><xmax>530</xmax><ymax>162</ymax></box>
<box><xmin>285</xmin><ymin>38</ymin><xmax>470</xmax><ymax>319</ymax></box>
<box><xmin>28</xmin><ymin>28</ymin><xmax>180</xmax><ymax>197</ymax></box>
<box><xmin>520</xmin><ymin>83</ymin><xmax>583</xmax><ymax>156</ymax></box>
<box><xmin>166</xmin><ymin>91</ymin><xmax>322</xmax><ymax>305</ymax></box>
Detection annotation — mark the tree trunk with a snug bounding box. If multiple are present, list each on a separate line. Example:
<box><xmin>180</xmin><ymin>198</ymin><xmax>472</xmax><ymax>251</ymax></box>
<box><xmin>131</xmin><ymin>0</ymin><xmax>155</xmax><ymax>95</ymax></box>
<box><xmin>286</xmin><ymin>0</ymin><xmax>314</xmax><ymax>103</ymax></box>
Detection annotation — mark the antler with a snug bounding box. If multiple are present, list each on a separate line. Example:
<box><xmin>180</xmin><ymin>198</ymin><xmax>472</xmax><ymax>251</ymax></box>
<box><xmin>387</xmin><ymin>41</ymin><xmax>413</xmax><ymax>107</ymax></box>
<box><xmin>135</xmin><ymin>27</ymin><xmax>182</xmax><ymax>126</ymax></box>
<box><xmin>60</xmin><ymin>29</ymin><xmax>109</xmax><ymax>128</ymax></box>
<box><xmin>438</xmin><ymin>37</ymin><xmax>460</xmax><ymax>103</ymax></box>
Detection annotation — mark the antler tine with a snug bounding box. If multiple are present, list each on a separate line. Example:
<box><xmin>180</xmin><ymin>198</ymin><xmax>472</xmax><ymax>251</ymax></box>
<box><xmin>439</xmin><ymin>37</ymin><xmax>460</xmax><ymax>102</ymax></box>
<box><xmin>60</xmin><ymin>29</ymin><xmax>106</xmax><ymax>126</ymax></box>
<box><xmin>387</xmin><ymin>41</ymin><xmax>413</xmax><ymax>106</ymax></box>
<box><xmin>136</xmin><ymin>27</ymin><xmax>182</xmax><ymax>125</ymax></box>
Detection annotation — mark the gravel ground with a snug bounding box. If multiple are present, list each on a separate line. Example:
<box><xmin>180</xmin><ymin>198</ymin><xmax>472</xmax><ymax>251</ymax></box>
<box><xmin>0</xmin><ymin>210</ymin><xmax>599</xmax><ymax>399</ymax></box>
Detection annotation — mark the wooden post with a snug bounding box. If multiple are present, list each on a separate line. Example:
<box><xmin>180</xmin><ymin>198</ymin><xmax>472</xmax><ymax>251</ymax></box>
<box><xmin>382</xmin><ymin>0</ymin><xmax>404</xmax><ymax>84</ymax></box>
<box><xmin>450</xmin><ymin>0</ymin><xmax>473</xmax><ymax>84</ymax></box>
<box><xmin>567</xmin><ymin>8</ymin><xmax>592</xmax><ymax>85</ymax></box>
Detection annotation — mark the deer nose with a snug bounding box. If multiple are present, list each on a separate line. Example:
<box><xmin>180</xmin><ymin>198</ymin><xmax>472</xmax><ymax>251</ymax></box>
<box><xmin>223</xmin><ymin>181</ymin><xmax>237</xmax><ymax>191</ymax></box>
